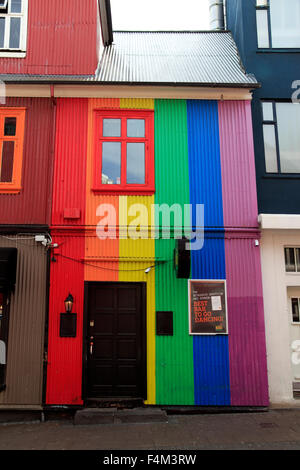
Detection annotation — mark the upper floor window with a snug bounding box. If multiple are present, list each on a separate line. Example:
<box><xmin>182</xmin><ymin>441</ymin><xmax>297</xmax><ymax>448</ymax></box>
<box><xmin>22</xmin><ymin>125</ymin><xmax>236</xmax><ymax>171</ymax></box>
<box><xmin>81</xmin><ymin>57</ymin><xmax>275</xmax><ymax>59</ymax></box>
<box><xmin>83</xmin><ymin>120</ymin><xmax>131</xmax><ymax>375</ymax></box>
<box><xmin>285</xmin><ymin>247</ymin><xmax>300</xmax><ymax>272</ymax></box>
<box><xmin>0</xmin><ymin>107</ymin><xmax>26</xmax><ymax>193</ymax></box>
<box><xmin>0</xmin><ymin>0</ymin><xmax>28</xmax><ymax>54</ymax></box>
<box><xmin>262</xmin><ymin>101</ymin><xmax>300</xmax><ymax>173</ymax></box>
<box><xmin>291</xmin><ymin>297</ymin><xmax>300</xmax><ymax>323</ymax></box>
<box><xmin>256</xmin><ymin>0</ymin><xmax>300</xmax><ymax>49</ymax></box>
<box><xmin>93</xmin><ymin>109</ymin><xmax>155</xmax><ymax>194</ymax></box>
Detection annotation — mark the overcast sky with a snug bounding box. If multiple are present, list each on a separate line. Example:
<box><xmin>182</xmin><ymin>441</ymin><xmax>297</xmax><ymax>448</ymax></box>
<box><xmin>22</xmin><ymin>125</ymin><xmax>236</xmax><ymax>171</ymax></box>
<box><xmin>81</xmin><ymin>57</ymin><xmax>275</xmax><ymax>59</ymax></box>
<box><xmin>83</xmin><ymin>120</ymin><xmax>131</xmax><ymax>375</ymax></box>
<box><xmin>110</xmin><ymin>0</ymin><xmax>211</xmax><ymax>31</ymax></box>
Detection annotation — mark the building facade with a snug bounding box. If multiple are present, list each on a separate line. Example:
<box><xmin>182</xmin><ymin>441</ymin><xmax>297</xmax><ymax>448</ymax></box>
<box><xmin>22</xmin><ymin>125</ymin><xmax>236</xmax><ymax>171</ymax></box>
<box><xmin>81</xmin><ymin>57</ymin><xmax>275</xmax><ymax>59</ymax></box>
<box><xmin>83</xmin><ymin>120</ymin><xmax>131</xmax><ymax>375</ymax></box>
<box><xmin>45</xmin><ymin>30</ymin><xmax>269</xmax><ymax>408</ymax></box>
<box><xmin>0</xmin><ymin>0</ymin><xmax>109</xmax><ymax>410</ymax></box>
<box><xmin>226</xmin><ymin>0</ymin><xmax>300</xmax><ymax>404</ymax></box>
<box><xmin>0</xmin><ymin>0</ymin><xmax>269</xmax><ymax>411</ymax></box>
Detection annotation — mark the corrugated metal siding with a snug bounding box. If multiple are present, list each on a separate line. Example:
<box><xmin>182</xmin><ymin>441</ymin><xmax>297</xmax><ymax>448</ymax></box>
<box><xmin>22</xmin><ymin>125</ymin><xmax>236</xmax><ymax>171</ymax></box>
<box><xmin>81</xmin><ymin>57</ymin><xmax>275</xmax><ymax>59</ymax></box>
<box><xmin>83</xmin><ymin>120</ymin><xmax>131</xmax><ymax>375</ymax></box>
<box><xmin>225</xmin><ymin>236</ymin><xmax>269</xmax><ymax>406</ymax></box>
<box><xmin>0</xmin><ymin>236</ymin><xmax>47</xmax><ymax>406</ymax></box>
<box><xmin>154</xmin><ymin>99</ymin><xmax>194</xmax><ymax>405</ymax></box>
<box><xmin>85</xmin><ymin>99</ymin><xmax>120</xmax><ymax>281</ymax></box>
<box><xmin>85</xmin><ymin>98</ymin><xmax>120</xmax><ymax>230</ymax></box>
<box><xmin>187</xmin><ymin>100</ymin><xmax>230</xmax><ymax>405</ymax></box>
<box><xmin>217</xmin><ymin>100</ymin><xmax>268</xmax><ymax>405</ymax></box>
<box><xmin>187</xmin><ymin>100</ymin><xmax>224</xmax><ymax>228</ymax></box>
<box><xmin>0</xmin><ymin>0</ymin><xmax>99</xmax><ymax>75</ymax></box>
<box><xmin>96</xmin><ymin>32</ymin><xmax>258</xmax><ymax>86</ymax></box>
<box><xmin>119</xmin><ymin>196</ymin><xmax>156</xmax><ymax>404</ymax></box>
<box><xmin>52</xmin><ymin>98</ymin><xmax>88</xmax><ymax>227</ymax></box>
<box><xmin>190</xmin><ymin>235</ymin><xmax>230</xmax><ymax>405</ymax></box>
<box><xmin>218</xmin><ymin>101</ymin><xmax>258</xmax><ymax>228</ymax></box>
<box><xmin>120</xmin><ymin>99</ymin><xmax>155</xmax><ymax>110</ymax></box>
<box><xmin>84</xmin><ymin>232</ymin><xmax>119</xmax><ymax>283</ymax></box>
<box><xmin>46</xmin><ymin>233</ymin><xmax>85</xmax><ymax>405</ymax></box>
<box><xmin>0</xmin><ymin>98</ymin><xmax>54</xmax><ymax>225</ymax></box>
<box><xmin>45</xmin><ymin>96</ymin><xmax>268</xmax><ymax>407</ymax></box>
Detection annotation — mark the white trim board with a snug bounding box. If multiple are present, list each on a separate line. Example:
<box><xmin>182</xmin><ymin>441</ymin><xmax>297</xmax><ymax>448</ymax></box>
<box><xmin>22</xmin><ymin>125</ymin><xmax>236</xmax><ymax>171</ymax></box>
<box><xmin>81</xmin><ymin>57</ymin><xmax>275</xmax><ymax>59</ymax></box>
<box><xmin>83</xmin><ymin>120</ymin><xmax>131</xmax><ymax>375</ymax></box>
<box><xmin>4</xmin><ymin>84</ymin><xmax>254</xmax><ymax>100</ymax></box>
<box><xmin>259</xmin><ymin>214</ymin><xmax>300</xmax><ymax>230</ymax></box>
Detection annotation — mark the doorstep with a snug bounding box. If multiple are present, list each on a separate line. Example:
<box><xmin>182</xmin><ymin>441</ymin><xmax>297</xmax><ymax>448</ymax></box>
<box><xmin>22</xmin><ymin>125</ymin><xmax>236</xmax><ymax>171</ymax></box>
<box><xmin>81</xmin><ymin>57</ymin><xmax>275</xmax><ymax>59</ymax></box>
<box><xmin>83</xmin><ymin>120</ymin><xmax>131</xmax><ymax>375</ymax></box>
<box><xmin>74</xmin><ymin>407</ymin><xmax>168</xmax><ymax>425</ymax></box>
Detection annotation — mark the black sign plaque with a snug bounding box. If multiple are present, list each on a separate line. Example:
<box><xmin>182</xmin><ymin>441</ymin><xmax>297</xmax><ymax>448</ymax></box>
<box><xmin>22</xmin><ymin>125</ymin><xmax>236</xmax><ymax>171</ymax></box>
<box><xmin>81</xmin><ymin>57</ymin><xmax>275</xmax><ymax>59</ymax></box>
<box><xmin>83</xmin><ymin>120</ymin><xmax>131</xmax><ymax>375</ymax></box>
<box><xmin>59</xmin><ymin>313</ymin><xmax>77</xmax><ymax>338</ymax></box>
<box><xmin>188</xmin><ymin>280</ymin><xmax>228</xmax><ymax>335</ymax></box>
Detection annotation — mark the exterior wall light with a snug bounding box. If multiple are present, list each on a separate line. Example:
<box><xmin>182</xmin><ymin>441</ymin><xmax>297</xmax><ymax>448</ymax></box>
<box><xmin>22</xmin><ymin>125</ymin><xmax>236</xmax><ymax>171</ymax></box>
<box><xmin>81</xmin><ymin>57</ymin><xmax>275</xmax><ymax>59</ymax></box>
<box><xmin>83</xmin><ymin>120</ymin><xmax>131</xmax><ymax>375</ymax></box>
<box><xmin>64</xmin><ymin>293</ymin><xmax>74</xmax><ymax>313</ymax></box>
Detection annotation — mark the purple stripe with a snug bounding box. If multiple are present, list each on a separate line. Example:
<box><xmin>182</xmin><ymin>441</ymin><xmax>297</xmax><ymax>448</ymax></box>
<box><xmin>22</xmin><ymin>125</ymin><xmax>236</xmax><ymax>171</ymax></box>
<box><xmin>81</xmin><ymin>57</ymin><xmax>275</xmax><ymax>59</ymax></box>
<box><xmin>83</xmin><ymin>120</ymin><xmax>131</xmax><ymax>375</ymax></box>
<box><xmin>225</xmin><ymin>236</ymin><xmax>269</xmax><ymax>406</ymax></box>
<box><xmin>218</xmin><ymin>101</ymin><xmax>258</xmax><ymax>229</ymax></box>
<box><xmin>219</xmin><ymin>101</ymin><xmax>269</xmax><ymax>406</ymax></box>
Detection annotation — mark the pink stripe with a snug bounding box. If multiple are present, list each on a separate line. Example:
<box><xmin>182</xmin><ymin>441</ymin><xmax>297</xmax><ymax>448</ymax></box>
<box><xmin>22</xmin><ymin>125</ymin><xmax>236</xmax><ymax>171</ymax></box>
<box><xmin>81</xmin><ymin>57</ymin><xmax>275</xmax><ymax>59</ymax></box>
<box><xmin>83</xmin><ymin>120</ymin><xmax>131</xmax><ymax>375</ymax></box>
<box><xmin>219</xmin><ymin>101</ymin><xmax>269</xmax><ymax>406</ymax></box>
<box><xmin>218</xmin><ymin>101</ymin><xmax>258</xmax><ymax>229</ymax></box>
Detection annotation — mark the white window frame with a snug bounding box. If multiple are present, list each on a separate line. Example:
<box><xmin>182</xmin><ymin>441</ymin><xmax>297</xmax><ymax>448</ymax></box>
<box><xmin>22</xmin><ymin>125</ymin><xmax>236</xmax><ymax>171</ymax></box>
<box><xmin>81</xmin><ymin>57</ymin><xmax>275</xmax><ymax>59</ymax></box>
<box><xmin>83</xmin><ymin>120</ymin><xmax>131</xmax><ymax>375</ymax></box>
<box><xmin>0</xmin><ymin>0</ymin><xmax>28</xmax><ymax>57</ymax></box>
<box><xmin>285</xmin><ymin>247</ymin><xmax>300</xmax><ymax>273</ymax></box>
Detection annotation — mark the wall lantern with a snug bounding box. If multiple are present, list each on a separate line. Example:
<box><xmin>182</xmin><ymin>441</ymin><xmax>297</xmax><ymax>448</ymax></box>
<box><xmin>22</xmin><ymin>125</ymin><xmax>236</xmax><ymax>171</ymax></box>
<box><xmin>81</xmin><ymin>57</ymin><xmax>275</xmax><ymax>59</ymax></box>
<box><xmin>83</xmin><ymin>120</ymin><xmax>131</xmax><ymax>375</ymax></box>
<box><xmin>60</xmin><ymin>293</ymin><xmax>77</xmax><ymax>338</ymax></box>
<box><xmin>64</xmin><ymin>293</ymin><xmax>74</xmax><ymax>313</ymax></box>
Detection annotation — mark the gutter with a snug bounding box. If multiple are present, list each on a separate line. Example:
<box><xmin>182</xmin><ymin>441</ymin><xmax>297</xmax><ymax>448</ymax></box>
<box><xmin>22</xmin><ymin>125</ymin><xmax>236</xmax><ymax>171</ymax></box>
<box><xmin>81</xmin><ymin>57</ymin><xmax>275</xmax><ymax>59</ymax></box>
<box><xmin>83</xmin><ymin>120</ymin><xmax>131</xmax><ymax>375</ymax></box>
<box><xmin>0</xmin><ymin>78</ymin><xmax>261</xmax><ymax>89</ymax></box>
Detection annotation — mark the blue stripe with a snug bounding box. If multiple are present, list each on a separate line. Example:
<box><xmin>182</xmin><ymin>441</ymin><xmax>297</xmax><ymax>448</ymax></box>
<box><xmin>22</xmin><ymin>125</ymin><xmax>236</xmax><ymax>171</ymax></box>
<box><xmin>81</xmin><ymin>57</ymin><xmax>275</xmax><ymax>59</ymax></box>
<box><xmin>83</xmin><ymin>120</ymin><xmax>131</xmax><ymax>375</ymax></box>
<box><xmin>187</xmin><ymin>100</ymin><xmax>231</xmax><ymax>406</ymax></box>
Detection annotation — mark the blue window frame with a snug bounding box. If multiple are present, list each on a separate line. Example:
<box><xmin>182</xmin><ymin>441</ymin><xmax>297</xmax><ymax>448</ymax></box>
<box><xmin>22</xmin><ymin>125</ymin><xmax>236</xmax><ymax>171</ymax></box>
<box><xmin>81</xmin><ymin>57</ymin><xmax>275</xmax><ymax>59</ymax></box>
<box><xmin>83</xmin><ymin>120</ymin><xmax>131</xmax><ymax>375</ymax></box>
<box><xmin>256</xmin><ymin>0</ymin><xmax>300</xmax><ymax>49</ymax></box>
<box><xmin>262</xmin><ymin>101</ymin><xmax>300</xmax><ymax>174</ymax></box>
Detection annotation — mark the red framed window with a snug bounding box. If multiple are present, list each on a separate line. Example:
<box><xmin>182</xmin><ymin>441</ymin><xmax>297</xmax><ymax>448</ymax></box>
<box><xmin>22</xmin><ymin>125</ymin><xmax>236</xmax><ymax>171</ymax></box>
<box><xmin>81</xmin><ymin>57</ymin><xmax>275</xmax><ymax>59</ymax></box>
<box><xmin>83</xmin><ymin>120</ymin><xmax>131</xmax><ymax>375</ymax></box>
<box><xmin>93</xmin><ymin>109</ymin><xmax>154</xmax><ymax>194</ymax></box>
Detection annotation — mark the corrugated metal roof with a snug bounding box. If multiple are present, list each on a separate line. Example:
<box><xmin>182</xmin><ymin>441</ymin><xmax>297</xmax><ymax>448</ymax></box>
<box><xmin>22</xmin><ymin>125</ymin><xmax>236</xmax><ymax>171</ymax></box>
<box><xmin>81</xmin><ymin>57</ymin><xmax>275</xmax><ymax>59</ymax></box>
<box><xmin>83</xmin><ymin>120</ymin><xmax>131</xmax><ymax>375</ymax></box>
<box><xmin>0</xmin><ymin>31</ymin><xmax>258</xmax><ymax>88</ymax></box>
<box><xmin>95</xmin><ymin>31</ymin><xmax>258</xmax><ymax>87</ymax></box>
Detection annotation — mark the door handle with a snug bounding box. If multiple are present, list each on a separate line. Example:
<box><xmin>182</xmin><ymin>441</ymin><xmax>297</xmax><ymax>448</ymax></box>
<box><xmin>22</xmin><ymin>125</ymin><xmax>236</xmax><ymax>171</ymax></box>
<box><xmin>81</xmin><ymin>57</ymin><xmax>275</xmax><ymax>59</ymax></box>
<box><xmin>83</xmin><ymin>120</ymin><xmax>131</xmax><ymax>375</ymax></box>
<box><xmin>89</xmin><ymin>337</ymin><xmax>94</xmax><ymax>355</ymax></box>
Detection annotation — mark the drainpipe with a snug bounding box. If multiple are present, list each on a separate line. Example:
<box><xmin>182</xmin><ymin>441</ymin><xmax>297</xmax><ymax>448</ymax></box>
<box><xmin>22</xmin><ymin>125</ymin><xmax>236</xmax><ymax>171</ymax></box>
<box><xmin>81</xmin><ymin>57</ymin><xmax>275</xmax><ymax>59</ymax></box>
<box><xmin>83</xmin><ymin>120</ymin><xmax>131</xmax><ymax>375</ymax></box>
<box><xmin>208</xmin><ymin>0</ymin><xmax>225</xmax><ymax>30</ymax></box>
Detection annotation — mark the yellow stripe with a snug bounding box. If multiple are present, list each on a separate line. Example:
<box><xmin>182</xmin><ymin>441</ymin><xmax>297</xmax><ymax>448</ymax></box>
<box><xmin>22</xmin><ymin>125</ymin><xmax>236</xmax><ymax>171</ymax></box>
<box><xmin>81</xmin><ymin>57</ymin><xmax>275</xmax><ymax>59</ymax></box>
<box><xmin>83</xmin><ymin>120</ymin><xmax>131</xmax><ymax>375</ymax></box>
<box><xmin>120</xmin><ymin>98</ymin><xmax>155</xmax><ymax>110</ymax></box>
<box><xmin>119</xmin><ymin>195</ymin><xmax>156</xmax><ymax>404</ymax></box>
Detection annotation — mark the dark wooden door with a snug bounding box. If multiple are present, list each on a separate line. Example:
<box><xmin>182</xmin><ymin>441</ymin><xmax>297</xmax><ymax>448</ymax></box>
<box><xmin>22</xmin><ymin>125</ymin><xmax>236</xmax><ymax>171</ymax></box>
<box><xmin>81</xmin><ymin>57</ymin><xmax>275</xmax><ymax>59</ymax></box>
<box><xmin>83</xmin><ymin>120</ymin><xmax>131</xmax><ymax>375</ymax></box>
<box><xmin>85</xmin><ymin>282</ymin><xmax>146</xmax><ymax>398</ymax></box>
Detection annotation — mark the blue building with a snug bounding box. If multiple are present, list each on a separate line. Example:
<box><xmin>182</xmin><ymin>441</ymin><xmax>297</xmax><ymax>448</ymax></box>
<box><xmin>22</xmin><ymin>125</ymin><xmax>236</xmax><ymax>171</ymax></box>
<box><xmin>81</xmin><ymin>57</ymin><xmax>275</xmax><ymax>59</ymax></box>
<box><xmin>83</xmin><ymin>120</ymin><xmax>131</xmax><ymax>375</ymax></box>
<box><xmin>224</xmin><ymin>0</ymin><xmax>300</xmax><ymax>405</ymax></box>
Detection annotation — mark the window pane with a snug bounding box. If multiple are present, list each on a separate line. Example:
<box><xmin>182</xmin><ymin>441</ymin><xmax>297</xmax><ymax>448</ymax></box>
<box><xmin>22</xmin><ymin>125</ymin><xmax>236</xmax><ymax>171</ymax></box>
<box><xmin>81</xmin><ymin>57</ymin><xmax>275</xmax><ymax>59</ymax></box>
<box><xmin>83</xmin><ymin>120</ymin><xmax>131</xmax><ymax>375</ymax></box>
<box><xmin>270</xmin><ymin>0</ymin><xmax>300</xmax><ymax>48</ymax></box>
<box><xmin>127</xmin><ymin>119</ymin><xmax>145</xmax><ymax>138</ymax></box>
<box><xmin>263</xmin><ymin>124</ymin><xmax>278</xmax><ymax>172</ymax></box>
<box><xmin>103</xmin><ymin>119</ymin><xmax>121</xmax><ymax>137</ymax></box>
<box><xmin>296</xmin><ymin>248</ymin><xmax>300</xmax><ymax>271</ymax></box>
<box><xmin>276</xmin><ymin>103</ymin><xmax>300</xmax><ymax>173</ymax></box>
<box><xmin>9</xmin><ymin>16</ymin><xmax>20</xmax><ymax>49</ymax></box>
<box><xmin>0</xmin><ymin>0</ymin><xmax>8</xmax><ymax>8</ymax></box>
<box><xmin>285</xmin><ymin>248</ymin><xmax>296</xmax><ymax>272</ymax></box>
<box><xmin>0</xmin><ymin>293</ymin><xmax>3</xmax><ymax>338</ymax></box>
<box><xmin>262</xmin><ymin>102</ymin><xmax>274</xmax><ymax>121</ymax></box>
<box><xmin>4</xmin><ymin>117</ymin><xmax>16</xmax><ymax>136</ymax></box>
<box><xmin>292</xmin><ymin>298</ymin><xmax>300</xmax><ymax>322</ymax></box>
<box><xmin>0</xmin><ymin>17</ymin><xmax>5</xmax><ymax>48</ymax></box>
<box><xmin>127</xmin><ymin>143</ymin><xmax>145</xmax><ymax>184</ymax></box>
<box><xmin>0</xmin><ymin>141</ymin><xmax>14</xmax><ymax>182</ymax></box>
<box><xmin>102</xmin><ymin>142</ymin><xmax>121</xmax><ymax>185</ymax></box>
<box><xmin>10</xmin><ymin>0</ymin><xmax>22</xmax><ymax>13</ymax></box>
<box><xmin>256</xmin><ymin>9</ymin><xmax>270</xmax><ymax>48</ymax></box>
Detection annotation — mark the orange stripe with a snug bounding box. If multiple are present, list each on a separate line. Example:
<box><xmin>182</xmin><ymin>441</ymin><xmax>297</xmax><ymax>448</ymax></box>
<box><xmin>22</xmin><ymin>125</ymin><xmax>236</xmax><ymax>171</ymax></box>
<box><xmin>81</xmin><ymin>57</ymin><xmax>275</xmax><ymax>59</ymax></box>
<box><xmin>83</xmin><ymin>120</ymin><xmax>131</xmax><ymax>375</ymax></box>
<box><xmin>85</xmin><ymin>98</ymin><xmax>120</xmax><ymax>282</ymax></box>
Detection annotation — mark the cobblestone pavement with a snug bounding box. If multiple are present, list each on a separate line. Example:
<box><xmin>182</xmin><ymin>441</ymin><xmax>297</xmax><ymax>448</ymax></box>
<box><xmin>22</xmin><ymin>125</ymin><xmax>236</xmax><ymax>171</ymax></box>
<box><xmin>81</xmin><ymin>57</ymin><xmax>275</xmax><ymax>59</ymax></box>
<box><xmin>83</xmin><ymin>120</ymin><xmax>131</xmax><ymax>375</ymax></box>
<box><xmin>1</xmin><ymin>408</ymin><xmax>300</xmax><ymax>450</ymax></box>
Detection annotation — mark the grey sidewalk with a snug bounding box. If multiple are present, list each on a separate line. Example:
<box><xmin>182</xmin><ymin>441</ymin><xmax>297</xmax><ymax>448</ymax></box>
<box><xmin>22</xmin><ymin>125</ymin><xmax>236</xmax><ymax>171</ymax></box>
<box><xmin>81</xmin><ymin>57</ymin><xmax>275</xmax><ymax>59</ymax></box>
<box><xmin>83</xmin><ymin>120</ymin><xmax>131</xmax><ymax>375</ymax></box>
<box><xmin>1</xmin><ymin>408</ymin><xmax>300</xmax><ymax>450</ymax></box>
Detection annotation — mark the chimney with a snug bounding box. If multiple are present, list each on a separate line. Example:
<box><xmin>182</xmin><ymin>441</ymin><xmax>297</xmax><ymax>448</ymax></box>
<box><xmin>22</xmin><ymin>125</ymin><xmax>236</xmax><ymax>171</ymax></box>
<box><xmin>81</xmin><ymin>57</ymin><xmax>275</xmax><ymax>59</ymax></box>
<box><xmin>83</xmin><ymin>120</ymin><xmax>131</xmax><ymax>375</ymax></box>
<box><xmin>208</xmin><ymin>0</ymin><xmax>225</xmax><ymax>30</ymax></box>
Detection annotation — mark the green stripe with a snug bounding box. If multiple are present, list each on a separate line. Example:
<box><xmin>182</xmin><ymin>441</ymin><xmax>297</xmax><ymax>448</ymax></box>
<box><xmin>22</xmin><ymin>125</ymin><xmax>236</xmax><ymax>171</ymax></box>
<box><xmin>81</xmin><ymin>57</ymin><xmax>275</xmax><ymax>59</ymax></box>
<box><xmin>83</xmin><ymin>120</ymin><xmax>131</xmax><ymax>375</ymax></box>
<box><xmin>154</xmin><ymin>99</ymin><xmax>194</xmax><ymax>405</ymax></box>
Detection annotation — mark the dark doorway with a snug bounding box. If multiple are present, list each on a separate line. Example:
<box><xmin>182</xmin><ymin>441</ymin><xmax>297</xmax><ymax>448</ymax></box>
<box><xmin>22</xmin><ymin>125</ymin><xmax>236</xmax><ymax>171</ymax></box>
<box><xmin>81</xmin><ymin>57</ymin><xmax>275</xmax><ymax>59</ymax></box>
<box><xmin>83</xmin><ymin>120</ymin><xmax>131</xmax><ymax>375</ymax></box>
<box><xmin>0</xmin><ymin>289</ymin><xmax>10</xmax><ymax>391</ymax></box>
<box><xmin>83</xmin><ymin>282</ymin><xmax>147</xmax><ymax>399</ymax></box>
